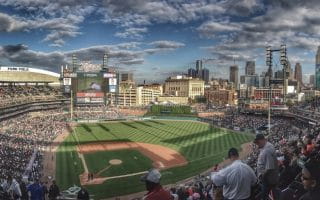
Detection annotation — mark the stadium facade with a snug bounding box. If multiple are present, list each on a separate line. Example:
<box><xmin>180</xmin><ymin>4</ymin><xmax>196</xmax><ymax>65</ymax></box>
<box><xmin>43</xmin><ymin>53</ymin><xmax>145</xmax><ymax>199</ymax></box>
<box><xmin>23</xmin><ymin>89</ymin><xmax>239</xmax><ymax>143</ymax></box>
<box><xmin>0</xmin><ymin>66</ymin><xmax>60</xmax><ymax>85</ymax></box>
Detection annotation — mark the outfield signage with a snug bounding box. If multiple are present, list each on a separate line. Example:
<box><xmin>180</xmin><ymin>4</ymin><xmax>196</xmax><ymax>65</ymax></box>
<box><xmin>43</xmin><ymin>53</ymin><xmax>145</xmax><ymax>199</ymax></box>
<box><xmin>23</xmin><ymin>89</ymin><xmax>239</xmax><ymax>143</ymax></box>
<box><xmin>109</xmin><ymin>85</ymin><xmax>116</xmax><ymax>93</ymax></box>
<box><xmin>0</xmin><ymin>67</ymin><xmax>29</xmax><ymax>71</ymax></box>
<box><xmin>109</xmin><ymin>78</ymin><xmax>117</xmax><ymax>85</ymax></box>
<box><xmin>63</xmin><ymin>72</ymin><xmax>77</xmax><ymax>78</ymax></box>
<box><xmin>77</xmin><ymin>92</ymin><xmax>104</xmax><ymax>98</ymax></box>
<box><xmin>63</xmin><ymin>78</ymin><xmax>72</xmax><ymax>86</ymax></box>
<box><xmin>104</xmin><ymin>73</ymin><xmax>116</xmax><ymax>78</ymax></box>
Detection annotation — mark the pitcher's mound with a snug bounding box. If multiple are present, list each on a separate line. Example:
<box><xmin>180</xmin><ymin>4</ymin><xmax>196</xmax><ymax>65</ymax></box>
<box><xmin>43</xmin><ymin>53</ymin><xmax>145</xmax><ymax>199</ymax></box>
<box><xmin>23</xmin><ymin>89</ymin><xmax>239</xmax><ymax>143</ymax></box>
<box><xmin>109</xmin><ymin>159</ymin><xmax>122</xmax><ymax>165</ymax></box>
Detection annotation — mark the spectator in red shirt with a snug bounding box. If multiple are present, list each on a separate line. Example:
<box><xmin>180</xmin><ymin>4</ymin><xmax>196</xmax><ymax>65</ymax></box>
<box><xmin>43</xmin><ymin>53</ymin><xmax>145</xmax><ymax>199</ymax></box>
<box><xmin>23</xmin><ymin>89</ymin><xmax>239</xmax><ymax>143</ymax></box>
<box><xmin>141</xmin><ymin>169</ymin><xmax>171</xmax><ymax>200</ymax></box>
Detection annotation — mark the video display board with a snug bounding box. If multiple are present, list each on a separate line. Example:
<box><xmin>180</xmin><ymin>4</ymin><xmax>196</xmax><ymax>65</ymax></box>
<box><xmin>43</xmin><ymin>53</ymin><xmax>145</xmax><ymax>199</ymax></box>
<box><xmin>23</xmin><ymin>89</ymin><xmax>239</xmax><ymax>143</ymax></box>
<box><xmin>77</xmin><ymin>72</ymin><xmax>102</xmax><ymax>92</ymax></box>
<box><xmin>76</xmin><ymin>72</ymin><xmax>104</xmax><ymax>103</ymax></box>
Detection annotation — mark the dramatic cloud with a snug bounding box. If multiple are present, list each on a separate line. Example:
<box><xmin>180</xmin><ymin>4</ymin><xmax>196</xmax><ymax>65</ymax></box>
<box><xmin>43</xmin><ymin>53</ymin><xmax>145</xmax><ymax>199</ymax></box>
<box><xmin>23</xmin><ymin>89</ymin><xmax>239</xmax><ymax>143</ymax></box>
<box><xmin>197</xmin><ymin>21</ymin><xmax>241</xmax><ymax>38</ymax></box>
<box><xmin>150</xmin><ymin>40</ymin><xmax>185</xmax><ymax>49</ymax></box>
<box><xmin>0</xmin><ymin>40</ymin><xmax>184</xmax><ymax>71</ymax></box>
<box><xmin>115</xmin><ymin>27</ymin><xmax>148</xmax><ymax>39</ymax></box>
<box><xmin>0</xmin><ymin>1</ymin><xmax>94</xmax><ymax>46</ymax></box>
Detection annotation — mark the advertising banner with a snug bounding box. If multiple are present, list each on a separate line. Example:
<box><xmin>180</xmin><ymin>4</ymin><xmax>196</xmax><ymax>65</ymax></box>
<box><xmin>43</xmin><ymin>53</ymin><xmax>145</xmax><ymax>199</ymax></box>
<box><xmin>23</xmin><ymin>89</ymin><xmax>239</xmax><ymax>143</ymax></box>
<box><xmin>63</xmin><ymin>78</ymin><xmax>72</xmax><ymax>86</ymax></box>
<box><xmin>109</xmin><ymin>85</ymin><xmax>116</xmax><ymax>93</ymax></box>
<box><xmin>103</xmin><ymin>73</ymin><xmax>116</xmax><ymax>78</ymax></box>
<box><xmin>109</xmin><ymin>78</ymin><xmax>117</xmax><ymax>85</ymax></box>
<box><xmin>77</xmin><ymin>92</ymin><xmax>104</xmax><ymax>98</ymax></box>
<box><xmin>64</xmin><ymin>85</ymin><xmax>70</xmax><ymax>93</ymax></box>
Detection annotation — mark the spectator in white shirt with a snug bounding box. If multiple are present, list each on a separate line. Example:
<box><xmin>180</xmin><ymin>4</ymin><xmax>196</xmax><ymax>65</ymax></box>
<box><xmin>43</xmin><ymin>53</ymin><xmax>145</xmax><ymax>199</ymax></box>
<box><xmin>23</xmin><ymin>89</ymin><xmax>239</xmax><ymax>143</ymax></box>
<box><xmin>254</xmin><ymin>134</ymin><xmax>279</xmax><ymax>200</ymax></box>
<box><xmin>7</xmin><ymin>175</ymin><xmax>22</xmax><ymax>200</ymax></box>
<box><xmin>211</xmin><ymin>148</ymin><xmax>257</xmax><ymax>200</ymax></box>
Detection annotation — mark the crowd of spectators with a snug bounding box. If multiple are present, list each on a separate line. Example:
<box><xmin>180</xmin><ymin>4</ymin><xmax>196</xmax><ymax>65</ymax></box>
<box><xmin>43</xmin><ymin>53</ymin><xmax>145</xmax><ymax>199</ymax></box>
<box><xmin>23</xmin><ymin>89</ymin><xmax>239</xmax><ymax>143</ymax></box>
<box><xmin>153</xmin><ymin>112</ymin><xmax>320</xmax><ymax>200</ymax></box>
<box><xmin>0</xmin><ymin>85</ymin><xmax>62</xmax><ymax>108</ymax></box>
<box><xmin>0</xmin><ymin>110</ymin><xmax>68</xmax><ymax>199</ymax></box>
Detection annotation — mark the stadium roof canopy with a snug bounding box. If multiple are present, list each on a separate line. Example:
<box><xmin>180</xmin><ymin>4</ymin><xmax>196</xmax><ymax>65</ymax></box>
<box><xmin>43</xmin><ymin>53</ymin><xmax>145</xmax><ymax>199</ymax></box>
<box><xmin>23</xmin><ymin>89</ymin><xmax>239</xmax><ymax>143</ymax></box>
<box><xmin>0</xmin><ymin>66</ymin><xmax>60</xmax><ymax>84</ymax></box>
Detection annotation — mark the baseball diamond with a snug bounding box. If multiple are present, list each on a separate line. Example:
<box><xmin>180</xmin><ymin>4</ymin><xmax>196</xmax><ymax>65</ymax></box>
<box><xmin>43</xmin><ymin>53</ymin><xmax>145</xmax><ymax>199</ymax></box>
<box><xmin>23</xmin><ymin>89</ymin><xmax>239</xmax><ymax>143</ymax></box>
<box><xmin>55</xmin><ymin>120</ymin><xmax>253</xmax><ymax>199</ymax></box>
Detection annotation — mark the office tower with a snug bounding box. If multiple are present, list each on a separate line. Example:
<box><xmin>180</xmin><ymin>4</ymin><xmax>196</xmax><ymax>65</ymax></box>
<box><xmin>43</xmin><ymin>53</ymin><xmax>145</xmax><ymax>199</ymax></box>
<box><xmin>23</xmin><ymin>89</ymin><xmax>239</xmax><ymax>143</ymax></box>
<box><xmin>196</xmin><ymin>60</ymin><xmax>203</xmax><ymax>72</ymax></box>
<box><xmin>274</xmin><ymin>70</ymin><xmax>284</xmax><ymax>79</ymax></box>
<box><xmin>121</xmin><ymin>73</ymin><xmax>133</xmax><ymax>82</ymax></box>
<box><xmin>229</xmin><ymin>65</ymin><xmax>239</xmax><ymax>89</ymax></box>
<box><xmin>294</xmin><ymin>63</ymin><xmax>302</xmax><ymax>84</ymax></box>
<box><xmin>310</xmin><ymin>75</ymin><xmax>315</xmax><ymax>86</ymax></box>
<box><xmin>201</xmin><ymin>68</ymin><xmax>210</xmax><ymax>83</ymax></box>
<box><xmin>188</xmin><ymin>68</ymin><xmax>197</xmax><ymax>78</ymax></box>
<box><xmin>245</xmin><ymin>61</ymin><xmax>255</xmax><ymax>75</ymax></box>
<box><xmin>316</xmin><ymin>46</ymin><xmax>320</xmax><ymax>89</ymax></box>
<box><xmin>103</xmin><ymin>53</ymin><xmax>108</xmax><ymax>70</ymax></box>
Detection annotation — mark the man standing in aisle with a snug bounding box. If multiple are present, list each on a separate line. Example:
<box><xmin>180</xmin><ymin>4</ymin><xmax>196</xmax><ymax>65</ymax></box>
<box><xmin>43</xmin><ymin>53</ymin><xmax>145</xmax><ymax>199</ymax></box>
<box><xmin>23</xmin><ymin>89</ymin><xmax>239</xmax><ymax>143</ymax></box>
<box><xmin>211</xmin><ymin>148</ymin><xmax>257</xmax><ymax>200</ymax></box>
<box><xmin>254</xmin><ymin>134</ymin><xmax>279</xmax><ymax>200</ymax></box>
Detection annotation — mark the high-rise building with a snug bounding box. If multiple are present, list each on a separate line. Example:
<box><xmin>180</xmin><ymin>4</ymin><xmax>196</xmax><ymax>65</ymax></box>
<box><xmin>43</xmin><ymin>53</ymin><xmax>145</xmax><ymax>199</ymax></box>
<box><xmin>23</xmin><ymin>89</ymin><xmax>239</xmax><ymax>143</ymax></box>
<box><xmin>310</xmin><ymin>75</ymin><xmax>315</xmax><ymax>86</ymax></box>
<box><xmin>188</xmin><ymin>68</ymin><xmax>197</xmax><ymax>78</ymax></box>
<box><xmin>245</xmin><ymin>61</ymin><xmax>255</xmax><ymax>75</ymax></box>
<box><xmin>240</xmin><ymin>75</ymin><xmax>259</xmax><ymax>87</ymax></box>
<box><xmin>294</xmin><ymin>63</ymin><xmax>302</xmax><ymax>84</ymax></box>
<box><xmin>187</xmin><ymin>60</ymin><xmax>209</xmax><ymax>83</ymax></box>
<box><xmin>164</xmin><ymin>75</ymin><xmax>204</xmax><ymax>99</ymax></box>
<box><xmin>316</xmin><ymin>46</ymin><xmax>320</xmax><ymax>89</ymax></box>
<box><xmin>121</xmin><ymin>73</ymin><xmax>133</xmax><ymax>82</ymax></box>
<box><xmin>102</xmin><ymin>53</ymin><xmax>108</xmax><ymax>70</ymax></box>
<box><xmin>196</xmin><ymin>60</ymin><xmax>203</xmax><ymax>71</ymax></box>
<box><xmin>201</xmin><ymin>68</ymin><xmax>210</xmax><ymax>83</ymax></box>
<box><xmin>229</xmin><ymin>65</ymin><xmax>239</xmax><ymax>89</ymax></box>
<box><xmin>274</xmin><ymin>70</ymin><xmax>284</xmax><ymax>79</ymax></box>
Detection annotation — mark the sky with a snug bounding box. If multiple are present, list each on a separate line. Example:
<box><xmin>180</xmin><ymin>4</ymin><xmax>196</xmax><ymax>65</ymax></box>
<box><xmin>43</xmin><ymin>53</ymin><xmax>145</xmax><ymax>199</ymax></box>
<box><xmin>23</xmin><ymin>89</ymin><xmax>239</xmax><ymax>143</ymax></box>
<box><xmin>0</xmin><ymin>0</ymin><xmax>319</xmax><ymax>83</ymax></box>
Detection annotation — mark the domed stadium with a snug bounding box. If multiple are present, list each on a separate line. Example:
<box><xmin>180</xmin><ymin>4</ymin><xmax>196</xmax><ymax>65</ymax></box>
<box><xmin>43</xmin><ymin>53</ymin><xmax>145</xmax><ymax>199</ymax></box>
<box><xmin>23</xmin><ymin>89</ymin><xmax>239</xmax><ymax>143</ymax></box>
<box><xmin>0</xmin><ymin>66</ymin><xmax>60</xmax><ymax>85</ymax></box>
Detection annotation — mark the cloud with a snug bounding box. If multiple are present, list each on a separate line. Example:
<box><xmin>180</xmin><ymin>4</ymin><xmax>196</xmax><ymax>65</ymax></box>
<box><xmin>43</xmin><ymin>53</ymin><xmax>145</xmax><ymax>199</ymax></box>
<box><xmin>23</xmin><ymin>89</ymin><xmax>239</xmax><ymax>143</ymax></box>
<box><xmin>150</xmin><ymin>40</ymin><xmax>185</xmax><ymax>49</ymax></box>
<box><xmin>197</xmin><ymin>21</ymin><xmax>241</xmax><ymax>38</ymax></box>
<box><xmin>119</xmin><ymin>58</ymin><xmax>144</xmax><ymax>65</ymax></box>
<box><xmin>2</xmin><ymin>44</ymin><xmax>28</xmax><ymax>54</ymax></box>
<box><xmin>0</xmin><ymin>13</ymin><xmax>29</xmax><ymax>32</ymax></box>
<box><xmin>223</xmin><ymin>0</ymin><xmax>264</xmax><ymax>16</ymax></box>
<box><xmin>115</xmin><ymin>27</ymin><xmax>148</xmax><ymax>39</ymax></box>
<box><xmin>0</xmin><ymin>40</ymin><xmax>184</xmax><ymax>71</ymax></box>
<box><xmin>0</xmin><ymin>1</ymin><xmax>95</xmax><ymax>46</ymax></box>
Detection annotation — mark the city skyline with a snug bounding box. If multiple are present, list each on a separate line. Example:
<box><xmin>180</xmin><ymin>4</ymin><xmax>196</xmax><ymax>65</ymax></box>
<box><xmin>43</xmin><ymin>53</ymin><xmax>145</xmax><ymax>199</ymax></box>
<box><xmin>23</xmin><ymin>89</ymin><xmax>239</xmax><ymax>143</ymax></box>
<box><xmin>0</xmin><ymin>0</ymin><xmax>319</xmax><ymax>83</ymax></box>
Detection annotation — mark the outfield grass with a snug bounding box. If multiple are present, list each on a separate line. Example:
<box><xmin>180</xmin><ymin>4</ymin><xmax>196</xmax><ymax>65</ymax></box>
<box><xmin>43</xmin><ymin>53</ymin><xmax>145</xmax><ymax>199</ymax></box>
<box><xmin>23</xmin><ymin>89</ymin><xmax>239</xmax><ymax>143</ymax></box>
<box><xmin>56</xmin><ymin>120</ymin><xmax>253</xmax><ymax>199</ymax></box>
<box><xmin>84</xmin><ymin>149</ymin><xmax>153</xmax><ymax>177</ymax></box>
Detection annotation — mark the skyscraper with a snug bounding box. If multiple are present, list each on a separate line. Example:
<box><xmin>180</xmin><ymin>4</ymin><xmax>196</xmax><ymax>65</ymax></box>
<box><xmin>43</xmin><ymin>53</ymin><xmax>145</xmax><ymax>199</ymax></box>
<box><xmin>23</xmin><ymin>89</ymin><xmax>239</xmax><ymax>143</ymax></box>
<box><xmin>187</xmin><ymin>60</ymin><xmax>210</xmax><ymax>83</ymax></box>
<box><xmin>121</xmin><ymin>73</ymin><xmax>133</xmax><ymax>82</ymax></box>
<box><xmin>188</xmin><ymin>68</ymin><xmax>197</xmax><ymax>78</ymax></box>
<box><xmin>310</xmin><ymin>75</ymin><xmax>315</xmax><ymax>86</ymax></box>
<box><xmin>201</xmin><ymin>68</ymin><xmax>209</xmax><ymax>83</ymax></box>
<box><xmin>103</xmin><ymin>53</ymin><xmax>108</xmax><ymax>70</ymax></box>
<box><xmin>316</xmin><ymin>46</ymin><xmax>320</xmax><ymax>89</ymax></box>
<box><xmin>230</xmin><ymin>65</ymin><xmax>239</xmax><ymax>89</ymax></box>
<box><xmin>196</xmin><ymin>60</ymin><xmax>203</xmax><ymax>72</ymax></box>
<box><xmin>245</xmin><ymin>61</ymin><xmax>255</xmax><ymax>75</ymax></box>
<box><xmin>294</xmin><ymin>62</ymin><xmax>302</xmax><ymax>84</ymax></box>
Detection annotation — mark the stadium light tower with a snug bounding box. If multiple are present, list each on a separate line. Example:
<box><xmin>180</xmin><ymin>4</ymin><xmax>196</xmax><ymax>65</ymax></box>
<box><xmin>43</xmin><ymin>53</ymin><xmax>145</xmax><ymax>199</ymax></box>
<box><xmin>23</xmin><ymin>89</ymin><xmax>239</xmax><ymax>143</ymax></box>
<box><xmin>265</xmin><ymin>44</ymin><xmax>289</xmax><ymax>135</ymax></box>
<box><xmin>265</xmin><ymin>46</ymin><xmax>273</xmax><ymax>135</ymax></box>
<box><xmin>280</xmin><ymin>44</ymin><xmax>288</xmax><ymax>102</ymax></box>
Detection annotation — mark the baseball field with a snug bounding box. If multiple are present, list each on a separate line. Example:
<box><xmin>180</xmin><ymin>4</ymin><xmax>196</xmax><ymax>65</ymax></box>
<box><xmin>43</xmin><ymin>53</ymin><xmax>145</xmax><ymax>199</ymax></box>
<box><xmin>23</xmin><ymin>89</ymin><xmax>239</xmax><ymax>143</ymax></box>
<box><xmin>55</xmin><ymin>120</ymin><xmax>253</xmax><ymax>199</ymax></box>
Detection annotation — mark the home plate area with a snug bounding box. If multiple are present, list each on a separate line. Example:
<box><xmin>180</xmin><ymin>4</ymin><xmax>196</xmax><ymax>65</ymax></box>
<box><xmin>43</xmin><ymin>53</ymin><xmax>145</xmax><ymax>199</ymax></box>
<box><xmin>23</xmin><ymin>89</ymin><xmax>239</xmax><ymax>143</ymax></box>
<box><xmin>77</xmin><ymin>142</ymin><xmax>188</xmax><ymax>186</ymax></box>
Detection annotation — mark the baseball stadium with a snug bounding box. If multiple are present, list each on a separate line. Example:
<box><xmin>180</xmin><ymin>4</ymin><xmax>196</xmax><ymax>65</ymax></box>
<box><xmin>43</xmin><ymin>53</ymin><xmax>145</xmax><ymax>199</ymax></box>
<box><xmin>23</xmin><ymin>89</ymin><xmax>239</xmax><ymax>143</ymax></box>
<box><xmin>0</xmin><ymin>63</ymin><xmax>320</xmax><ymax>200</ymax></box>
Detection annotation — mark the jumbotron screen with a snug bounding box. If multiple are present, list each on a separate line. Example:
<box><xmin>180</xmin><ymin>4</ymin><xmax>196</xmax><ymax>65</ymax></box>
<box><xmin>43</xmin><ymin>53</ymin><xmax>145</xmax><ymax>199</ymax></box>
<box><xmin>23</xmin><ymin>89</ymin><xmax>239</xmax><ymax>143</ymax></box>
<box><xmin>77</xmin><ymin>72</ymin><xmax>102</xmax><ymax>92</ymax></box>
<box><xmin>76</xmin><ymin>72</ymin><xmax>104</xmax><ymax>103</ymax></box>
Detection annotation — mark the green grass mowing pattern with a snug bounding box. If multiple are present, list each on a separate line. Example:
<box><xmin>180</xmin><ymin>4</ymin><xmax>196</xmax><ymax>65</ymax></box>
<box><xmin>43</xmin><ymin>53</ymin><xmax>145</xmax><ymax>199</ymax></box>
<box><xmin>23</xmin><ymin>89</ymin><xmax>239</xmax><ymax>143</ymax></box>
<box><xmin>56</xmin><ymin>120</ymin><xmax>253</xmax><ymax>199</ymax></box>
<box><xmin>84</xmin><ymin>149</ymin><xmax>153</xmax><ymax>177</ymax></box>
<box><xmin>55</xmin><ymin>132</ymin><xmax>84</xmax><ymax>190</ymax></box>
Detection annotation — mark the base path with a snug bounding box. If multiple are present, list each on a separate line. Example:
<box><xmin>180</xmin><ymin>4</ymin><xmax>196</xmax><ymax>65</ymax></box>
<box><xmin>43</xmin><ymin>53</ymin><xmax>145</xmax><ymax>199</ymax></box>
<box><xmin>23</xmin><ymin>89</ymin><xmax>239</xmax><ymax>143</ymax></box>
<box><xmin>42</xmin><ymin>130</ymin><xmax>69</xmax><ymax>182</ymax></box>
<box><xmin>77</xmin><ymin>142</ymin><xmax>188</xmax><ymax>185</ymax></box>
